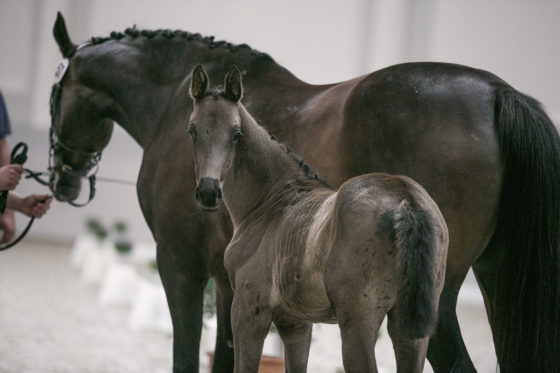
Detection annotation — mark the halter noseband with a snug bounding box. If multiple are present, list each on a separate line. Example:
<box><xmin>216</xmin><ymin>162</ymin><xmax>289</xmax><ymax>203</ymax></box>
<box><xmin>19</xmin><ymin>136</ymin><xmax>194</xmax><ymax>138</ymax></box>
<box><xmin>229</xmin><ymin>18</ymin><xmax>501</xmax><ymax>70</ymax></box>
<box><xmin>49</xmin><ymin>41</ymin><xmax>99</xmax><ymax>207</ymax></box>
<box><xmin>48</xmin><ymin>127</ymin><xmax>102</xmax><ymax>178</ymax></box>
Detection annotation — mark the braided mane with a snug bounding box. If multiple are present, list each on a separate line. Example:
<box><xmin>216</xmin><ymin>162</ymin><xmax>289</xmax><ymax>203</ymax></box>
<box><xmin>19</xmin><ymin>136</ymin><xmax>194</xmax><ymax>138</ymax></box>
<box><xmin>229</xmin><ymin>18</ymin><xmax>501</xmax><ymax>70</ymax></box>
<box><xmin>89</xmin><ymin>27</ymin><xmax>274</xmax><ymax>62</ymax></box>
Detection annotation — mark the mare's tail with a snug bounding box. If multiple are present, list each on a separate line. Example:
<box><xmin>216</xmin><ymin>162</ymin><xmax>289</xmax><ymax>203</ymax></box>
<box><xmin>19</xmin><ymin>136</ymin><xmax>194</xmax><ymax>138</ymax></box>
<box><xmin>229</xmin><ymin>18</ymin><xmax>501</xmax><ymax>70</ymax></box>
<box><xmin>392</xmin><ymin>200</ymin><xmax>443</xmax><ymax>339</ymax></box>
<box><xmin>490</xmin><ymin>87</ymin><xmax>560</xmax><ymax>372</ymax></box>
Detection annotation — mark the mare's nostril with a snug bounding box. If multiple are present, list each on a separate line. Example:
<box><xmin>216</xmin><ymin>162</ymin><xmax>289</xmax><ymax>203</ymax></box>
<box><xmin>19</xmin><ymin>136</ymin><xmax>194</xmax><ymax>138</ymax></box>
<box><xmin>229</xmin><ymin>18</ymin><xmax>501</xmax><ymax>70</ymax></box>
<box><xmin>216</xmin><ymin>188</ymin><xmax>222</xmax><ymax>199</ymax></box>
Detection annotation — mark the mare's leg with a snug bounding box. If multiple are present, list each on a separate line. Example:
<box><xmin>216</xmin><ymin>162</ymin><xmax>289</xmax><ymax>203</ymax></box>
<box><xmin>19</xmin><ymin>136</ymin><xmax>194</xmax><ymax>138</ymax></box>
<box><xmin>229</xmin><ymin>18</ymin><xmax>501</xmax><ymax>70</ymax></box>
<box><xmin>470</xmin><ymin>238</ymin><xmax>507</xmax><ymax>369</ymax></box>
<box><xmin>426</xmin><ymin>283</ymin><xmax>476</xmax><ymax>373</ymax></box>
<box><xmin>230</xmin><ymin>291</ymin><xmax>271</xmax><ymax>373</ymax></box>
<box><xmin>157</xmin><ymin>246</ymin><xmax>206</xmax><ymax>373</ymax></box>
<box><xmin>276</xmin><ymin>322</ymin><xmax>313</xmax><ymax>373</ymax></box>
<box><xmin>212</xmin><ymin>272</ymin><xmax>235</xmax><ymax>373</ymax></box>
<box><xmin>387</xmin><ymin>311</ymin><xmax>429</xmax><ymax>373</ymax></box>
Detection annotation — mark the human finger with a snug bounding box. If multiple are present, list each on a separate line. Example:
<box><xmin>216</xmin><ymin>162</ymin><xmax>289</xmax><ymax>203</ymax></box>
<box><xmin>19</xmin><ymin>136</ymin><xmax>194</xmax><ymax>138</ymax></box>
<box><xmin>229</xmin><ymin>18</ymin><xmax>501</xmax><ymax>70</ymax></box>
<box><xmin>10</xmin><ymin>165</ymin><xmax>24</xmax><ymax>174</ymax></box>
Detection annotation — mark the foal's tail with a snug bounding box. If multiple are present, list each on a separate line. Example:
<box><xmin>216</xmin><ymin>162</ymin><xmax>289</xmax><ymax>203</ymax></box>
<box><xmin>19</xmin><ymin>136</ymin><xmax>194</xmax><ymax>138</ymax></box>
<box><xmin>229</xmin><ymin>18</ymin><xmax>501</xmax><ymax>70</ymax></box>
<box><xmin>392</xmin><ymin>200</ymin><xmax>443</xmax><ymax>339</ymax></box>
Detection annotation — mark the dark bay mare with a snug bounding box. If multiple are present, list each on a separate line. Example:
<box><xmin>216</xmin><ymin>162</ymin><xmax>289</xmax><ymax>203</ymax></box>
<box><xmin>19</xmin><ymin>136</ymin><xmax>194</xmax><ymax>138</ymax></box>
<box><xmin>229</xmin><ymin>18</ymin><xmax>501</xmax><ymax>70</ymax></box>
<box><xmin>187</xmin><ymin>65</ymin><xmax>449</xmax><ymax>373</ymax></box>
<box><xmin>50</xmin><ymin>12</ymin><xmax>560</xmax><ymax>373</ymax></box>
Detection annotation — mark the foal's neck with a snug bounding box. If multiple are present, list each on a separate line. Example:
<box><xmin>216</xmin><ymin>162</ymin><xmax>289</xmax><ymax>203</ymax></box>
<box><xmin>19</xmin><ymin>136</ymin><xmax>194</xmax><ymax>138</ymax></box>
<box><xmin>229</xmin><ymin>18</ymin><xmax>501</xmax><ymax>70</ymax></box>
<box><xmin>223</xmin><ymin>106</ymin><xmax>317</xmax><ymax>226</ymax></box>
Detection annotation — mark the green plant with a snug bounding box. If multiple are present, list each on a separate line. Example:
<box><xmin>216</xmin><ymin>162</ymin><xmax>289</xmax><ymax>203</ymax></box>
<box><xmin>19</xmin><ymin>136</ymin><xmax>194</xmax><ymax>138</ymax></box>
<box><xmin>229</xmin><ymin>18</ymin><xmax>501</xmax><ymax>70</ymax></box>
<box><xmin>113</xmin><ymin>220</ymin><xmax>128</xmax><ymax>233</ymax></box>
<box><xmin>203</xmin><ymin>278</ymin><xmax>217</xmax><ymax>318</ymax></box>
<box><xmin>112</xmin><ymin>220</ymin><xmax>133</xmax><ymax>254</ymax></box>
<box><xmin>114</xmin><ymin>240</ymin><xmax>133</xmax><ymax>254</ymax></box>
<box><xmin>148</xmin><ymin>259</ymin><xmax>158</xmax><ymax>272</ymax></box>
<box><xmin>85</xmin><ymin>217</ymin><xmax>108</xmax><ymax>243</ymax></box>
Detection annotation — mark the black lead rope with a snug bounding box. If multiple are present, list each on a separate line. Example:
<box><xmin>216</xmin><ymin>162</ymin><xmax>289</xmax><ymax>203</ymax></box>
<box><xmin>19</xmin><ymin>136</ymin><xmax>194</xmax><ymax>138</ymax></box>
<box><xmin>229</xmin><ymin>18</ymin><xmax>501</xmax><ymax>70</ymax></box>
<box><xmin>0</xmin><ymin>142</ymin><xmax>29</xmax><ymax>214</ymax></box>
<box><xmin>0</xmin><ymin>142</ymin><xmax>42</xmax><ymax>251</ymax></box>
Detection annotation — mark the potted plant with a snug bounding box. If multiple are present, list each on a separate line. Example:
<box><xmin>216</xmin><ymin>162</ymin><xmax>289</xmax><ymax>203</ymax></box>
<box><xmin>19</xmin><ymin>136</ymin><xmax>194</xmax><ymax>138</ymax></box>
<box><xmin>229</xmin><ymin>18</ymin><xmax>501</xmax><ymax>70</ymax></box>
<box><xmin>70</xmin><ymin>216</ymin><xmax>108</xmax><ymax>268</ymax></box>
<box><xmin>112</xmin><ymin>220</ymin><xmax>133</xmax><ymax>257</ymax></box>
<box><xmin>80</xmin><ymin>217</ymin><xmax>116</xmax><ymax>284</ymax></box>
<box><xmin>128</xmin><ymin>259</ymin><xmax>173</xmax><ymax>332</ymax></box>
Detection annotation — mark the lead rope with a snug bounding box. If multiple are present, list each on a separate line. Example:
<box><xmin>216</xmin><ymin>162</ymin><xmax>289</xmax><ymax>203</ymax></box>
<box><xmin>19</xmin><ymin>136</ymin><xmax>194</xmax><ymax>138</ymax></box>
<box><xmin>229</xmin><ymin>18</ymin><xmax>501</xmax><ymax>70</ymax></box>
<box><xmin>0</xmin><ymin>142</ymin><xmax>47</xmax><ymax>251</ymax></box>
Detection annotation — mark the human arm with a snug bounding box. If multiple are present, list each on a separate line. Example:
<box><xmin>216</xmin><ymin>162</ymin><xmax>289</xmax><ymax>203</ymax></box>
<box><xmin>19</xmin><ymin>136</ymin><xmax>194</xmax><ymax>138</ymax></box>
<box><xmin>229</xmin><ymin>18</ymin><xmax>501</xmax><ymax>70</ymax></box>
<box><xmin>0</xmin><ymin>163</ymin><xmax>24</xmax><ymax>190</ymax></box>
<box><xmin>6</xmin><ymin>193</ymin><xmax>52</xmax><ymax>218</ymax></box>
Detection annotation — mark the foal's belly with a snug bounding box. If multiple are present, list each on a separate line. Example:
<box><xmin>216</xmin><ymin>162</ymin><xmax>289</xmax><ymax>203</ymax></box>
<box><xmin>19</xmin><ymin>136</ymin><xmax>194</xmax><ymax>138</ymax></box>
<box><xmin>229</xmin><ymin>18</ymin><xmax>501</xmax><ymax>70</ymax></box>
<box><xmin>271</xmin><ymin>275</ymin><xmax>337</xmax><ymax>324</ymax></box>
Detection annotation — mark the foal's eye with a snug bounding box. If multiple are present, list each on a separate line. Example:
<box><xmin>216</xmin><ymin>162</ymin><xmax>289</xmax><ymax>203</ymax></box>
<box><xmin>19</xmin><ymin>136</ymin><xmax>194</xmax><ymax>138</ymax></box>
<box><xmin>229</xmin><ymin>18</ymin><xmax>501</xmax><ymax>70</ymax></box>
<box><xmin>187</xmin><ymin>124</ymin><xmax>196</xmax><ymax>140</ymax></box>
<box><xmin>232</xmin><ymin>126</ymin><xmax>243</xmax><ymax>143</ymax></box>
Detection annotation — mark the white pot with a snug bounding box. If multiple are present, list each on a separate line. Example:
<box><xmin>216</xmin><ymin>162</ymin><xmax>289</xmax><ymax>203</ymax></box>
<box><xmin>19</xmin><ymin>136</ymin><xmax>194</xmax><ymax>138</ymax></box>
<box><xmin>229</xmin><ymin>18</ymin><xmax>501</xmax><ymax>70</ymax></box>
<box><xmin>128</xmin><ymin>276</ymin><xmax>172</xmax><ymax>333</ymax></box>
<box><xmin>80</xmin><ymin>241</ymin><xmax>115</xmax><ymax>284</ymax></box>
<box><xmin>69</xmin><ymin>234</ymin><xmax>100</xmax><ymax>269</ymax></box>
<box><xmin>99</xmin><ymin>261</ymin><xmax>139</xmax><ymax>305</ymax></box>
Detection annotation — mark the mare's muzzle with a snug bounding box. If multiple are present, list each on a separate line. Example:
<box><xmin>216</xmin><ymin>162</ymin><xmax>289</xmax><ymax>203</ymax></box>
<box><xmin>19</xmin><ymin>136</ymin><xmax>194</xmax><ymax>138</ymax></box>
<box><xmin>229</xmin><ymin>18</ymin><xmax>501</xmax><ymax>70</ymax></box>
<box><xmin>195</xmin><ymin>177</ymin><xmax>222</xmax><ymax>212</ymax></box>
<box><xmin>50</xmin><ymin>170</ymin><xmax>82</xmax><ymax>202</ymax></box>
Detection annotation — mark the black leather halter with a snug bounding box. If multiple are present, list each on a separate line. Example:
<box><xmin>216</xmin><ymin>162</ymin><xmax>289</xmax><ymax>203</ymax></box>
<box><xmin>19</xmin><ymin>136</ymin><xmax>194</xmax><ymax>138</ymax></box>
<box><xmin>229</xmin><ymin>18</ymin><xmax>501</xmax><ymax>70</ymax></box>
<box><xmin>48</xmin><ymin>42</ymin><xmax>99</xmax><ymax>207</ymax></box>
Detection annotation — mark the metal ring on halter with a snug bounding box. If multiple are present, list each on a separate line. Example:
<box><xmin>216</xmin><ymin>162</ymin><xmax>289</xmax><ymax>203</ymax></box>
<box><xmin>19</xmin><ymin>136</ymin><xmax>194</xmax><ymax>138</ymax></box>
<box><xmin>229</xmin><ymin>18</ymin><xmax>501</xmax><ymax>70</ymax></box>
<box><xmin>49</xmin><ymin>128</ymin><xmax>102</xmax><ymax>179</ymax></box>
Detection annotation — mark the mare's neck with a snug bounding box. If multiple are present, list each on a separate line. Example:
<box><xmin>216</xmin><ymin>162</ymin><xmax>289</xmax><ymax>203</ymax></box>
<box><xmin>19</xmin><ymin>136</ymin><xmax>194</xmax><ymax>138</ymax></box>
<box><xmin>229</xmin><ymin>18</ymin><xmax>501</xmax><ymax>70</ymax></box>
<box><xmin>74</xmin><ymin>34</ymin><xmax>304</xmax><ymax>148</ymax></box>
<box><xmin>223</xmin><ymin>106</ymin><xmax>316</xmax><ymax>226</ymax></box>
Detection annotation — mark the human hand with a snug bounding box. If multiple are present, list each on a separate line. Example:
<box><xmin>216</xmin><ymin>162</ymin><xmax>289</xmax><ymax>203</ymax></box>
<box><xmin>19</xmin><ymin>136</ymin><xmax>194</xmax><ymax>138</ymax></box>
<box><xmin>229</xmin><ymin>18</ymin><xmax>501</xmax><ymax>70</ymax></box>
<box><xmin>0</xmin><ymin>210</ymin><xmax>15</xmax><ymax>244</ymax></box>
<box><xmin>0</xmin><ymin>164</ymin><xmax>24</xmax><ymax>190</ymax></box>
<box><xmin>18</xmin><ymin>194</ymin><xmax>52</xmax><ymax>218</ymax></box>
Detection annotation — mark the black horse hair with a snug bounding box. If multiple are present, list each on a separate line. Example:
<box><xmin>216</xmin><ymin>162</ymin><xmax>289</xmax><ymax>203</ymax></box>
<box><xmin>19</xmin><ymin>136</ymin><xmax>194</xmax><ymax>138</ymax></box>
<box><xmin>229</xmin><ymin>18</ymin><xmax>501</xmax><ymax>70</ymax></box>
<box><xmin>89</xmin><ymin>27</ymin><xmax>274</xmax><ymax>62</ymax></box>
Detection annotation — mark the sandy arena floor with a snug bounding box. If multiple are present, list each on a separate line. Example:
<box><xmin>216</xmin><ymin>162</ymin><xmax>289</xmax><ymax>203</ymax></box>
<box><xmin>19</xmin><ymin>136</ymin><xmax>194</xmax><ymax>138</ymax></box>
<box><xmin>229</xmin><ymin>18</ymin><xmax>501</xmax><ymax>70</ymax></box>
<box><xmin>0</xmin><ymin>241</ymin><xmax>496</xmax><ymax>372</ymax></box>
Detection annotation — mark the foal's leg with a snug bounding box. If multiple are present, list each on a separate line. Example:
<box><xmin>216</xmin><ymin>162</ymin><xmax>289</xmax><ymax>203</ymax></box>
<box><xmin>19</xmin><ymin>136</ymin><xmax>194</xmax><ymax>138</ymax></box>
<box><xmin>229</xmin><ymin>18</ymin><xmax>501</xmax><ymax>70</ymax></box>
<box><xmin>326</xmin><ymin>269</ymin><xmax>387</xmax><ymax>371</ymax></box>
<box><xmin>387</xmin><ymin>310</ymin><xmax>429</xmax><ymax>373</ymax></box>
<box><xmin>213</xmin><ymin>271</ymin><xmax>235</xmax><ymax>373</ymax></box>
<box><xmin>336</xmin><ymin>307</ymin><xmax>386</xmax><ymax>373</ymax></box>
<box><xmin>276</xmin><ymin>322</ymin><xmax>313</xmax><ymax>373</ymax></box>
<box><xmin>230</xmin><ymin>292</ymin><xmax>272</xmax><ymax>373</ymax></box>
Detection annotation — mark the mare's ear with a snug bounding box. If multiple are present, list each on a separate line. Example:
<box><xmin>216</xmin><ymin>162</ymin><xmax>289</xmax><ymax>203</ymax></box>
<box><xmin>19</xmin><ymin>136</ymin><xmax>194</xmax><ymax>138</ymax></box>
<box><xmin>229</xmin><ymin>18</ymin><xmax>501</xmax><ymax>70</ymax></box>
<box><xmin>190</xmin><ymin>65</ymin><xmax>209</xmax><ymax>100</ymax></box>
<box><xmin>224</xmin><ymin>66</ymin><xmax>243</xmax><ymax>102</ymax></box>
<box><xmin>53</xmin><ymin>12</ymin><xmax>77</xmax><ymax>58</ymax></box>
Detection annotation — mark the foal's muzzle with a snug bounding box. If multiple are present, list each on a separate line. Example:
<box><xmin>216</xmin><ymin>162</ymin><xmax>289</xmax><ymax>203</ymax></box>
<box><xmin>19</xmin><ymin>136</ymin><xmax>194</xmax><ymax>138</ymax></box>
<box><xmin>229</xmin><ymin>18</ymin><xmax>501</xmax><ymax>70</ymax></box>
<box><xmin>195</xmin><ymin>177</ymin><xmax>222</xmax><ymax>212</ymax></box>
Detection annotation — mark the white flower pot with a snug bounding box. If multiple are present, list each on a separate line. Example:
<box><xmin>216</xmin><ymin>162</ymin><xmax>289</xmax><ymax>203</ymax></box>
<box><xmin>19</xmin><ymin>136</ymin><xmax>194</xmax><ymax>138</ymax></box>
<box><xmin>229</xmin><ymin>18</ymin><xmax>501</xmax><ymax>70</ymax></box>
<box><xmin>99</xmin><ymin>261</ymin><xmax>139</xmax><ymax>305</ymax></box>
<box><xmin>80</xmin><ymin>241</ymin><xmax>115</xmax><ymax>284</ymax></box>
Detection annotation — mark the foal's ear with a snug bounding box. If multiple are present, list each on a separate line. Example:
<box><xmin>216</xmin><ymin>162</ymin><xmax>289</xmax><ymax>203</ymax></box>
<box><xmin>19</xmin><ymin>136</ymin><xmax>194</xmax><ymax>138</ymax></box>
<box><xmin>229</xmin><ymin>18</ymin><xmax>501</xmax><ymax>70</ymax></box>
<box><xmin>190</xmin><ymin>65</ymin><xmax>209</xmax><ymax>100</ymax></box>
<box><xmin>224</xmin><ymin>66</ymin><xmax>243</xmax><ymax>102</ymax></box>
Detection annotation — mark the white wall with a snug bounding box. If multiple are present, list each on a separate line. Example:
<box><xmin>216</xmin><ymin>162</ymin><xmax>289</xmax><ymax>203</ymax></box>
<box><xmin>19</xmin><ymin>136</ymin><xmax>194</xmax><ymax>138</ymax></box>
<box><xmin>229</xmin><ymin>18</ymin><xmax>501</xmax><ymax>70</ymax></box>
<box><xmin>1</xmin><ymin>0</ymin><xmax>559</xmax><ymax>242</ymax></box>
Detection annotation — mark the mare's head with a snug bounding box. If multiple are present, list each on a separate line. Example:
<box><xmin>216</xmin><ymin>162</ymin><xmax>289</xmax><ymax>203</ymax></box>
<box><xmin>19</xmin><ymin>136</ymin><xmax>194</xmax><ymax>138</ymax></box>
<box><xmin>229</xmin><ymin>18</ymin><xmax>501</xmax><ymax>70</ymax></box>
<box><xmin>188</xmin><ymin>65</ymin><xmax>244</xmax><ymax>211</ymax></box>
<box><xmin>49</xmin><ymin>13</ymin><xmax>124</xmax><ymax>202</ymax></box>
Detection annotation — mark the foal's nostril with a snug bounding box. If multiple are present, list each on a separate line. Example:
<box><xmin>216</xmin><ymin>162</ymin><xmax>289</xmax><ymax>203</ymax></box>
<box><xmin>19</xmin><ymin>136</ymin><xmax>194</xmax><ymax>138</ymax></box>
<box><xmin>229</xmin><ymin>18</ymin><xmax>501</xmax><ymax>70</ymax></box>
<box><xmin>195</xmin><ymin>178</ymin><xmax>222</xmax><ymax>210</ymax></box>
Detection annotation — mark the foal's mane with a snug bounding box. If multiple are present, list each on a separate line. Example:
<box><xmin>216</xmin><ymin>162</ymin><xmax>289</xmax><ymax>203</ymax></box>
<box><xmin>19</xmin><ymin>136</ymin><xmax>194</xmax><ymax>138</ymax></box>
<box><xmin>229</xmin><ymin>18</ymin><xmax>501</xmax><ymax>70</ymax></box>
<box><xmin>220</xmin><ymin>93</ymin><xmax>330</xmax><ymax>187</ymax></box>
<box><xmin>89</xmin><ymin>27</ymin><xmax>274</xmax><ymax>62</ymax></box>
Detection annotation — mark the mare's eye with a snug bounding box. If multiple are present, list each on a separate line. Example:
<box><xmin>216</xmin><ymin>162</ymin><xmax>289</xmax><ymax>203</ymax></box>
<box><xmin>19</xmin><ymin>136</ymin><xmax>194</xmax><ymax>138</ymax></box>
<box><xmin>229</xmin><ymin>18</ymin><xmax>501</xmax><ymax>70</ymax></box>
<box><xmin>187</xmin><ymin>123</ymin><xmax>196</xmax><ymax>140</ymax></box>
<box><xmin>232</xmin><ymin>126</ymin><xmax>243</xmax><ymax>143</ymax></box>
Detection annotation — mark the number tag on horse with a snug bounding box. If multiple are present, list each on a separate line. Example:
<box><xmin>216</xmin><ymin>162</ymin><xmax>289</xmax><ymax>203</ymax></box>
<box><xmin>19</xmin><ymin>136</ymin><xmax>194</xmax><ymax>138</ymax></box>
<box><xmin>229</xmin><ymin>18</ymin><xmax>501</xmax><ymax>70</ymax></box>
<box><xmin>54</xmin><ymin>58</ymin><xmax>69</xmax><ymax>83</ymax></box>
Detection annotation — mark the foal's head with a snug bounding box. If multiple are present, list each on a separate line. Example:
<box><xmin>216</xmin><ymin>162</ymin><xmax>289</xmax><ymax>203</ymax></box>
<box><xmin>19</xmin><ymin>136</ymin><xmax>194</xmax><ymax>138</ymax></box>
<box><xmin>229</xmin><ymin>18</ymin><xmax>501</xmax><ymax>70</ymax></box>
<box><xmin>188</xmin><ymin>65</ymin><xmax>244</xmax><ymax>211</ymax></box>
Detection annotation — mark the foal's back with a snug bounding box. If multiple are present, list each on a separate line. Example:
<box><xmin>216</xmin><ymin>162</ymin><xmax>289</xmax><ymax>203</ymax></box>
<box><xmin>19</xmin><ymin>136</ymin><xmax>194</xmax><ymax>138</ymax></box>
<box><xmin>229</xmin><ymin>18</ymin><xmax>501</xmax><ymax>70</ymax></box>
<box><xmin>260</xmin><ymin>172</ymin><xmax>447</xmax><ymax>326</ymax></box>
